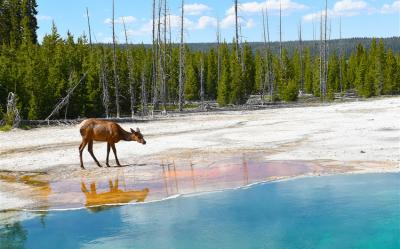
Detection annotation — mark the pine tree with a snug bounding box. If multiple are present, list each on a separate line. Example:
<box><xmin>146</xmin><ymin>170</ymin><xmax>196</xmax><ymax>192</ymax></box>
<box><xmin>241</xmin><ymin>43</ymin><xmax>255</xmax><ymax>96</ymax></box>
<box><xmin>254</xmin><ymin>51</ymin><xmax>264</xmax><ymax>95</ymax></box>
<box><xmin>327</xmin><ymin>52</ymin><xmax>339</xmax><ymax>99</ymax></box>
<box><xmin>383</xmin><ymin>49</ymin><xmax>398</xmax><ymax>95</ymax></box>
<box><xmin>21</xmin><ymin>0</ymin><xmax>38</xmax><ymax>44</ymax></box>
<box><xmin>206</xmin><ymin>47</ymin><xmax>218</xmax><ymax>100</ymax></box>
<box><xmin>230</xmin><ymin>45</ymin><xmax>244</xmax><ymax>105</ymax></box>
<box><xmin>303</xmin><ymin>47</ymin><xmax>313</xmax><ymax>94</ymax></box>
<box><xmin>217</xmin><ymin>43</ymin><xmax>230</xmax><ymax>106</ymax></box>
<box><xmin>184</xmin><ymin>55</ymin><xmax>198</xmax><ymax>101</ymax></box>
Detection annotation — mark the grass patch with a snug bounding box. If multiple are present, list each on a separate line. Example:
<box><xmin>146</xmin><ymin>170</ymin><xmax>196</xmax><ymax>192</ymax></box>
<box><xmin>0</xmin><ymin>125</ymin><xmax>12</xmax><ymax>132</ymax></box>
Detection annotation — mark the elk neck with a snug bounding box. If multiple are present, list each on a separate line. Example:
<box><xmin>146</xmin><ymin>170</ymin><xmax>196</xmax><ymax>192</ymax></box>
<box><xmin>120</xmin><ymin>128</ymin><xmax>133</xmax><ymax>141</ymax></box>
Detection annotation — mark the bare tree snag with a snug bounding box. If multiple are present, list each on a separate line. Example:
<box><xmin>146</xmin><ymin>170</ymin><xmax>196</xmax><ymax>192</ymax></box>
<box><xmin>112</xmin><ymin>0</ymin><xmax>120</xmax><ymax>118</ymax></box>
<box><xmin>178</xmin><ymin>0</ymin><xmax>185</xmax><ymax>112</ymax></box>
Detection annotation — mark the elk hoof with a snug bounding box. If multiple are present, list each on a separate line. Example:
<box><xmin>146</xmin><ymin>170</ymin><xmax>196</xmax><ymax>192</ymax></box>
<box><xmin>80</xmin><ymin>165</ymin><xmax>85</xmax><ymax>170</ymax></box>
<box><xmin>97</xmin><ymin>164</ymin><xmax>103</xmax><ymax>168</ymax></box>
<box><xmin>106</xmin><ymin>164</ymin><xmax>111</xmax><ymax>168</ymax></box>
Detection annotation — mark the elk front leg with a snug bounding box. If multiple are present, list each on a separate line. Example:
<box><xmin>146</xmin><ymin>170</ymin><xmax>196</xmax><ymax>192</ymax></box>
<box><xmin>111</xmin><ymin>143</ymin><xmax>121</xmax><ymax>167</ymax></box>
<box><xmin>79</xmin><ymin>140</ymin><xmax>88</xmax><ymax>169</ymax></box>
<box><xmin>106</xmin><ymin>143</ymin><xmax>111</xmax><ymax>167</ymax></box>
<box><xmin>88</xmin><ymin>140</ymin><xmax>102</xmax><ymax>167</ymax></box>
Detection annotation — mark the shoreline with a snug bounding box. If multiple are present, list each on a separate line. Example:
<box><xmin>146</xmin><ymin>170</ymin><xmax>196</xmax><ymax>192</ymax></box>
<box><xmin>0</xmin><ymin>158</ymin><xmax>398</xmax><ymax>213</ymax></box>
<box><xmin>10</xmin><ymin>95</ymin><xmax>398</xmax><ymax>129</ymax></box>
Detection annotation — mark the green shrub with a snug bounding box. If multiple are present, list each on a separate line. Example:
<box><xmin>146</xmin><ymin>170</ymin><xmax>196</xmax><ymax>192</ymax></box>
<box><xmin>0</xmin><ymin>124</ymin><xmax>12</xmax><ymax>132</ymax></box>
<box><xmin>282</xmin><ymin>79</ymin><xmax>299</xmax><ymax>102</ymax></box>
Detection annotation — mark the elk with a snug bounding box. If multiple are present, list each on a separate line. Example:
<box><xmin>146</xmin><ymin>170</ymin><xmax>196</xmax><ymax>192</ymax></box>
<box><xmin>79</xmin><ymin>119</ymin><xmax>146</xmax><ymax>169</ymax></box>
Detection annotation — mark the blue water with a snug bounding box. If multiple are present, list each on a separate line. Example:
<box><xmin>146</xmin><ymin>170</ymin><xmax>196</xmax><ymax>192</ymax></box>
<box><xmin>1</xmin><ymin>173</ymin><xmax>399</xmax><ymax>249</ymax></box>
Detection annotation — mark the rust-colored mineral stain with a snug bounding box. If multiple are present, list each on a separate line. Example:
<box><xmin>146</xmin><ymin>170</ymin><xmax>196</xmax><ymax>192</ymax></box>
<box><xmin>0</xmin><ymin>173</ymin><xmax>52</xmax><ymax>198</ymax></box>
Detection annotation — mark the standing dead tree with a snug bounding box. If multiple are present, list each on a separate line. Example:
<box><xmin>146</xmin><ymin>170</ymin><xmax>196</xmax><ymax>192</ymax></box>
<box><xmin>262</xmin><ymin>7</ymin><xmax>273</xmax><ymax>104</ymax></box>
<box><xmin>100</xmin><ymin>47</ymin><xmax>110</xmax><ymax>118</ymax></box>
<box><xmin>261</xmin><ymin>8</ymin><xmax>267</xmax><ymax>104</ymax></box>
<box><xmin>339</xmin><ymin>17</ymin><xmax>343</xmax><ymax>93</ymax></box>
<box><xmin>6</xmin><ymin>92</ymin><xmax>20</xmax><ymax>128</ymax></box>
<box><xmin>234</xmin><ymin>0</ymin><xmax>240</xmax><ymax>61</ymax></box>
<box><xmin>45</xmin><ymin>72</ymin><xmax>88</xmax><ymax>121</ymax></box>
<box><xmin>178</xmin><ymin>0</ymin><xmax>185</xmax><ymax>112</ymax></box>
<box><xmin>151</xmin><ymin>0</ymin><xmax>158</xmax><ymax>114</ymax></box>
<box><xmin>122</xmin><ymin>18</ymin><xmax>136</xmax><ymax>118</ymax></box>
<box><xmin>279</xmin><ymin>0</ymin><xmax>283</xmax><ymax>64</ymax></box>
<box><xmin>200</xmin><ymin>54</ymin><xmax>205</xmax><ymax>110</ymax></box>
<box><xmin>298</xmin><ymin>21</ymin><xmax>304</xmax><ymax>94</ymax></box>
<box><xmin>141</xmin><ymin>64</ymin><xmax>148</xmax><ymax>116</ymax></box>
<box><xmin>278</xmin><ymin>0</ymin><xmax>284</xmax><ymax>96</ymax></box>
<box><xmin>217</xmin><ymin>18</ymin><xmax>221</xmax><ymax>86</ymax></box>
<box><xmin>161</xmin><ymin>0</ymin><xmax>168</xmax><ymax>113</ymax></box>
<box><xmin>86</xmin><ymin>7</ymin><xmax>92</xmax><ymax>48</ymax></box>
<box><xmin>112</xmin><ymin>0</ymin><xmax>120</xmax><ymax>118</ymax></box>
<box><xmin>324</xmin><ymin>0</ymin><xmax>328</xmax><ymax>98</ymax></box>
<box><xmin>320</xmin><ymin>13</ymin><xmax>323</xmax><ymax>98</ymax></box>
<box><xmin>154</xmin><ymin>0</ymin><xmax>162</xmax><ymax>112</ymax></box>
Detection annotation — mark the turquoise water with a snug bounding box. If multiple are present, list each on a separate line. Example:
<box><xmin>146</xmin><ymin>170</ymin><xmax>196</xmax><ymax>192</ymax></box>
<box><xmin>1</xmin><ymin>173</ymin><xmax>399</xmax><ymax>249</ymax></box>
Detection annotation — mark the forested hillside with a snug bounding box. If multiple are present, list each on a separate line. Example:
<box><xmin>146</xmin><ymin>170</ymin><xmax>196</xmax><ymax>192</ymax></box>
<box><xmin>0</xmin><ymin>0</ymin><xmax>399</xmax><ymax>122</ymax></box>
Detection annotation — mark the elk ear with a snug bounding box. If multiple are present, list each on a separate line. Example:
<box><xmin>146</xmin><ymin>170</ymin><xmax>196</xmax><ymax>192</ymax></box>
<box><xmin>130</xmin><ymin>128</ymin><xmax>136</xmax><ymax>134</ymax></box>
<box><xmin>136</xmin><ymin>127</ymin><xmax>140</xmax><ymax>133</ymax></box>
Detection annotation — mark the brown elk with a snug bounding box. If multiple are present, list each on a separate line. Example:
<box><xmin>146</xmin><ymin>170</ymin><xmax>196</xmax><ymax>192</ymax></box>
<box><xmin>79</xmin><ymin>119</ymin><xmax>146</xmax><ymax>169</ymax></box>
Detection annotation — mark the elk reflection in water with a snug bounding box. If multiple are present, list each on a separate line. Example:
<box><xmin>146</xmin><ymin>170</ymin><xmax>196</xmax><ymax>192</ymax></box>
<box><xmin>81</xmin><ymin>179</ymin><xmax>149</xmax><ymax>212</ymax></box>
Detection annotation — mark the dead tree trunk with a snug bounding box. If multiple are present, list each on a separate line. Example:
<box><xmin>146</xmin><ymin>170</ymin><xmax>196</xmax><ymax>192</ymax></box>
<box><xmin>100</xmin><ymin>47</ymin><xmax>110</xmax><ymax>118</ymax></box>
<box><xmin>323</xmin><ymin>0</ymin><xmax>328</xmax><ymax>98</ymax></box>
<box><xmin>178</xmin><ymin>0</ymin><xmax>185</xmax><ymax>112</ymax></box>
<box><xmin>153</xmin><ymin>0</ymin><xmax>162</xmax><ymax>111</ymax></box>
<box><xmin>200</xmin><ymin>55</ymin><xmax>205</xmax><ymax>110</ymax></box>
<box><xmin>122</xmin><ymin>18</ymin><xmax>135</xmax><ymax>118</ymax></box>
<box><xmin>151</xmin><ymin>0</ymin><xmax>157</xmax><ymax>114</ymax></box>
<box><xmin>279</xmin><ymin>0</ymin><xmax>283</xmax><ymax>64</ymax></box>
<box><xmin>261</xmin><ymin>9</ymin><xmax>267</xmax><ymax>104</ymax></box>
<box><xmin>234</xmin><ymin>0</ymin><xmax>240</xmax><ymax>61</ymax></box>
<box><xmin>265</xmin><ymin>7</ymin><xmax>273</xmax><ymax>102</ymax></box>
<box><xmin>162</xmin><ymin>0</ymin><xmax>168</xmax><ymax>112</ymax></box>
<box><xmin>141</xmin><ymin>65</ymin><xmax>148</xmax><ymax>116</ymax></box>
<box><xmin>279</xmin><ymin>0</ymin><xmax>284</xmax><ymax>95</ymax></box>
<box><xmin>86</xmin><ymin>7</ymin><xmax>92</xmax><ymax>48</ymax></box>
<box><xmin>299</xmin><ymin>21</ymin><xmax>304</xmax><ymax>93</ymax></box>
<box><xmin>6</xmin><ymin>92</ymin><xmax>20</xmax><ymax>128</ymax></box>
<box><xmin>319</xmin><ymin>12</ymin><xmax>324</xmax><ymax>99</ymax></box>
<box><xmin>339</xmin><ymin>17</ymin><xmax>343</xmax><ymax>93</ymax></box>
<box><xmin>112</xmin><ymin>0</ymin><xmax>120</xmax><ymax>118</ymax></box>
<box><xmin>217</xmin><ymin>18</ymin><xmax>221</xmax><ymax>87</ymax></box>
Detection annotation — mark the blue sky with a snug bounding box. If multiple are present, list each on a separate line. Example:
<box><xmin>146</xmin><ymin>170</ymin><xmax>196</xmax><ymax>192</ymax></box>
<box><xmin>37</xmin><ymin>0</ymin><xmax>400</xmax><ymax>43</ymax></box>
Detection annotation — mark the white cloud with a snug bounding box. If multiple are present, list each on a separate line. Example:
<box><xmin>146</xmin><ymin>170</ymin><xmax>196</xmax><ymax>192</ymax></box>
<box><xmin>220</xmin><ymin>14</ymin><xmax>256</xmax><ymax>30</ymax></box>
<box><xmin>220</xmin><ymin>0</ymin><xmax>306</xmax><ymax>30</ymax></box>
<box><xmin>37</xmin><ymin>15</ymin><xmax>52</xmax><ymax>21</ymax></box>
<box><xmin>333</xmin><ymin>0</ymin><xmax>367</xmax><ymax>12</ymax></box>
<box><xmin>184</xmin><ymin>3</ymin><xmax>211</xmax><ymax>16</ymax></box>
<box><xmin>302</xmin><ymin>0</ymin><xmax>369</xmax><ymax>22</ymax></box>
<box><xmin>104</xmin><ymin>16</ymin><xmax>137</xmax><ymax>25</ymax></box>
<box><xmin>197</xmin><ymin>16</ymin><xmax>217</xmax><ymax>29</ymax></box>
<box><xmin>245</xmin><ymin>18</ymin><xmax>256</xmax><ymax>29</ymax></box>
<box><xmin>381</xmin><ymin>0</ymin><xmax>400</xmax><ymax>13</ymax></box>
<box><xmin>226</xmin><ymin>0</ymin><xmax>307</xmax><ymax>15</ymax></box>
<box><xmin>126</xmin><ymin>14</ymin><xmax>196</xmax><ymax>38</ymax></box>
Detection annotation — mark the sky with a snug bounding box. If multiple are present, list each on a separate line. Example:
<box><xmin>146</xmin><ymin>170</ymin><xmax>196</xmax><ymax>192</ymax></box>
<box><xmin>36</xmin><ymin>0</ymin><xmax>400</xmax><ymax>44</ymax></box>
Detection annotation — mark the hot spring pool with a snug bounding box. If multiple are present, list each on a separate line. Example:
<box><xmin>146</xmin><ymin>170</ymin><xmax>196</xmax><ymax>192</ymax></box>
<box><xmin>1</xmin><ymin>173</ymin><xmax>399</xmax><ymax>249</ymax></box>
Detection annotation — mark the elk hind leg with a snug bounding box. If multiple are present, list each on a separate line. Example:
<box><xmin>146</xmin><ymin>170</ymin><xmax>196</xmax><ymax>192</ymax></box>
<box><xmin>111</xmin><ymin>143</ymin><xmax>121</xmax><ymax>166</ymax></box>
<box><xmin>79</xmin><ymin>140</ymin><xmax>88</xmax><ymax>169</ymax></box>
<box><xmin>88</xmin><ymin>140</ymin><xmax>102</xmax><ymax>167</ymax></box>
<box><xmin>106</xmin><ymin>143</ymin><xmax>111</xmax><ymax>167</ymax></box>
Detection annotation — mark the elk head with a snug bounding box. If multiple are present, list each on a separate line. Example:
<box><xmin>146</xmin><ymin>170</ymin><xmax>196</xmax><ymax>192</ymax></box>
<box><xmin>130</xmin><ymin>128</ymin><xmax>146</xmax><ymax>145</ymax></box>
